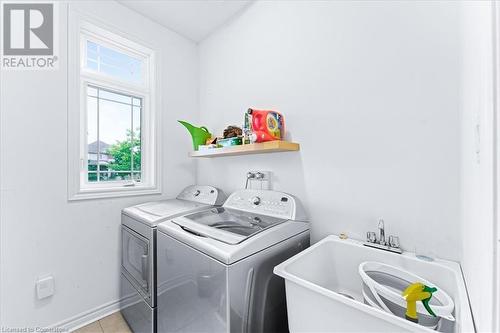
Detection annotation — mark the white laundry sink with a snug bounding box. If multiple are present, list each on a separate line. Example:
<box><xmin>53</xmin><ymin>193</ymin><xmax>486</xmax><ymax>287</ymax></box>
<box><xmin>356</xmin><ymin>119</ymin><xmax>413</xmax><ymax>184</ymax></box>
<box><xmin>273</xmin><ymin>235</ymin><xmax>474</xmax><ymax>333</ymax></box>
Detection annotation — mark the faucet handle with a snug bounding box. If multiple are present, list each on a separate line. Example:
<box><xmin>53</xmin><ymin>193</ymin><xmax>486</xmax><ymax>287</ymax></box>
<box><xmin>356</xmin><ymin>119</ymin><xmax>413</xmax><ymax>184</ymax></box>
<box><xmin>366</xmin><ymin>231</ymin><xmax>377</xmax><ymax>243</ymax></box>
<box><xmin>389</xmin><ymin>235</ymin><xmax>400</xmax><ymax>248</ymax></box>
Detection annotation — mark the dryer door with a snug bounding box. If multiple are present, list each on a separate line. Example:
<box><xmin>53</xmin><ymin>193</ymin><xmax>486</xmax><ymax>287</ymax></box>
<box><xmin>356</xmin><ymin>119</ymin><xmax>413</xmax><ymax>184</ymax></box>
<box><xmin>122</xmin><ymin>225</ymin><xmax>151</xmax><ymax>303</ymax></box>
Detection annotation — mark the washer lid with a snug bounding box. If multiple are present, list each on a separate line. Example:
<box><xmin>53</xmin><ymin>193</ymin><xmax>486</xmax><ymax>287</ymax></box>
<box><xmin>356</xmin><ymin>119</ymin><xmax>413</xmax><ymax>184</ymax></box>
<box><xmin>172</xmin><ymin>207</ymin><xmax>287</xmax><ymax>245</ymax></box>
<box><xmin>136</xmin><ymin>200</ymin><xmax>205</xmax><ymax>217</ymax></box>
<box><xmin>123</xmin><ymin>199</ymin><xmax>209</xmax><ymax>226</ymax></box>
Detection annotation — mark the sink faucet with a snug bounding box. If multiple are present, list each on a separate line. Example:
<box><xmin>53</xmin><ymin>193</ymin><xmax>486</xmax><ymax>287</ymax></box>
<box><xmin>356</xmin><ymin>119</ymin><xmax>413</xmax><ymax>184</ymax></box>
<box><xmin>364</xmin><ymin>219</ymin><xmax>402</xmax><ymax>254</ymax></box>
<box><xmin>378</xmin><ymin>219</ymin><xmax>386</xmax><ymax>245</ymax></box>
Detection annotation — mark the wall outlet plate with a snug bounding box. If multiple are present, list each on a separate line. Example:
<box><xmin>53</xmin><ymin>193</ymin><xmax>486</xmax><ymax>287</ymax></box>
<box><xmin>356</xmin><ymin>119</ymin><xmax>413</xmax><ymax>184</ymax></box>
<box><xmin>36</xmin><ymin>275</ymin><xmax>55</xmax><ymax>299</ymax></box>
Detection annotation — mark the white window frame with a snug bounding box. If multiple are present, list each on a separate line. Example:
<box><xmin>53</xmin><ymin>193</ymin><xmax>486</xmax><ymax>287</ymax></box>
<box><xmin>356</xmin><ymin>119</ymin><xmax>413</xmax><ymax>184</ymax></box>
<box><xmin>68</xmin><ymin>9</ymin><xmax>161</xmax><ymax>200</ymax></box>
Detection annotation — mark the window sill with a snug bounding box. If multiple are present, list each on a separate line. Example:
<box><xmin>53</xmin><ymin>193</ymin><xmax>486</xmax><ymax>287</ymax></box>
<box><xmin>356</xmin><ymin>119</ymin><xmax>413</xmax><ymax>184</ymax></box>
<box><xmin>68</xmin><ymin>184</ymin><xmax>161</xmax><ymax>201</ymax></box>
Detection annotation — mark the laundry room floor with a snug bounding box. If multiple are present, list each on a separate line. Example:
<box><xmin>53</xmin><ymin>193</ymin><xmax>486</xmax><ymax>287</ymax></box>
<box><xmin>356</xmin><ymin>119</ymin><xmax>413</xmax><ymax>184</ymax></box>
<box><xmin>74</xmin><ymin>312</ymin><xmax>131</xmax><ymax>333</ymax></box>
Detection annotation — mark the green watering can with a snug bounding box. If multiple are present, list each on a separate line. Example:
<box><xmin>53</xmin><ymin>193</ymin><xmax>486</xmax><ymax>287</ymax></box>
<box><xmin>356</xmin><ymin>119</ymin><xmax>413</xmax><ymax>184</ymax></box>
<box><xmin>178</xmin><ymin>120</ymin><xmax>212</xmax><ymax>151</ymax></box>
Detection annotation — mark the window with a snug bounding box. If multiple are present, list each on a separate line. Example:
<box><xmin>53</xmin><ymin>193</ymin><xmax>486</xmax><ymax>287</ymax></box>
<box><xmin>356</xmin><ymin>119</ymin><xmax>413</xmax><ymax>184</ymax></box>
<box><xmin>68</xmin><ymin>14</ymin><xmax>159</xmax><ymax>200</ymax></box>
<box><xmin>86</xmin><ymin>86</ymin><xmax>142</xmax><ymax>183</ymax></box>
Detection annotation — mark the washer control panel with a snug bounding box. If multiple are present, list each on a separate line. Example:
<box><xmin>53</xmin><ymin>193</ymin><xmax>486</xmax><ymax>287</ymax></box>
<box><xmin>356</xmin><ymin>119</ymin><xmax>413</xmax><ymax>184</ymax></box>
<box><xmin>225</xmin><ymin>190</ymin><xmax>299</xmax><ymax>219</ymax></box>
<box><xmin>177</xmin><ymin>185</ymin><xmax>226</xmax><ymax>206</ymax></box>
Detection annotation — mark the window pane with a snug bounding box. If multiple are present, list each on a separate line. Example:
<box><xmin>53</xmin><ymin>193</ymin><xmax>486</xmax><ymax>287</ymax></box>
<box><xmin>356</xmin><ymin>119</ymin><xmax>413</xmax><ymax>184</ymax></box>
<box><xmin>100</xmin><ymin>172</ymin><xmax>132</xmax><ymax>181</ymax></box>
<box><xmin>86</xmin><ymin>59</ymin><xmax>98</xmax><ymax>71</ymax></box>
<box><xmin>99</xmin><ymin>89</ymin><xmax>132</xmax><ymax>105</ymax></box>
<box><xmin>86</xmin><ymin>85</ymin><xmax>142</xmax><ymax>183</ymax></box>
<box><xmin>132</xmin><ymin>106</ymin><xmax>141</xmax><ymax>171</ymax></box>
<box><xmin>88</xmin><ymin>171</ymin><xmax>98</xmax><ymax>182</ymax></box>
<box><xmin>100</xmin><ymin>98</ymin><xmax>131</xmax><ymax>172</ymax></box>
<box><xmin>87</xmin><ymin>95</ymin><xmax>98</xmax><ymax>175</ymax></box>
<box><xmin>87</xmin><ymin>40</ymin><xmax>98</xmax><ymax>53</ymax></box>
<box><xmin>87</xmin><ymin>96</ymin><xmax>97</xmax><ymax>145</ymax></box>
<box><xmin>85</xmin><ymin>40</ymin><xmax>144</xmax><ymax>85</ymax></box>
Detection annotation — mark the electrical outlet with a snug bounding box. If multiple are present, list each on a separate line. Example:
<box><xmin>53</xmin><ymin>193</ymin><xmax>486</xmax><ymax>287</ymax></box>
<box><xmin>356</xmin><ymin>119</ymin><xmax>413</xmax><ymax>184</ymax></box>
<box><xmin>36</xmin><ymin>275</ymin><xmax>55</xmax><ymax>300</ymax></box>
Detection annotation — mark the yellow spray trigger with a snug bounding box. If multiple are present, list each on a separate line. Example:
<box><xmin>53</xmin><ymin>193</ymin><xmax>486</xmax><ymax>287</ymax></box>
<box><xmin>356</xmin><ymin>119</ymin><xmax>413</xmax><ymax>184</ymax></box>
<box><xmin>402</xmin><ymin>282</ymin><xmax>437</xmax><ymax>323</ymax></box>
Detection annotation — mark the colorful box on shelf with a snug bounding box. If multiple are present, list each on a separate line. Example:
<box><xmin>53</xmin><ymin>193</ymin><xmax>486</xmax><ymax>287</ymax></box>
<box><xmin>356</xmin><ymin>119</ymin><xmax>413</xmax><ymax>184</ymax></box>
<box><xmin>217</xmin><ymin>137</ymin><xmax>243</xmax><ymax>147</ymax></box>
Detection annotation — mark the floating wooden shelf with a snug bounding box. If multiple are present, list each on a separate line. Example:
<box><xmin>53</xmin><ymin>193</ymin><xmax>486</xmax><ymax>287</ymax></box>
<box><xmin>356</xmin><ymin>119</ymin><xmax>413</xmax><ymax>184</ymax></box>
<box><xmin>189</xmin><ymin>141</ymin><xmax>300</xmax><ymax>158</ymax></box>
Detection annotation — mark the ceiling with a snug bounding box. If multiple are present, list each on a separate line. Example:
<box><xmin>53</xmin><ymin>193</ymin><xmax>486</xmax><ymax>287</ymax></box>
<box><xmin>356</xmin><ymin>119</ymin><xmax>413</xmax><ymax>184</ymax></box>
<box><xmin>118</xmin><ymin>0</ymin><xmax>253</xmax><ymax>43</ymax></box>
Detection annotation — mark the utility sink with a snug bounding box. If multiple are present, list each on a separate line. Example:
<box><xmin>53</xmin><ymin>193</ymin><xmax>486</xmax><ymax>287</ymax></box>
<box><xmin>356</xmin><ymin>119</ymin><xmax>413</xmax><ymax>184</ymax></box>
<box><xmin>274</xmin><ymin>235</ymin><xmax>474</xmax><ymax>333</ymax></box>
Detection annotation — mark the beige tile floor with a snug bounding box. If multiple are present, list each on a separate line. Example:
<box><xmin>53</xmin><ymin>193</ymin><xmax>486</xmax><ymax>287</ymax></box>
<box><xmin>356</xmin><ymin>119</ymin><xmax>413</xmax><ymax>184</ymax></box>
<box><xmin>74</xmin><ymin>312</ymin><xmax>132</xmax><ymax>333</ymax></box>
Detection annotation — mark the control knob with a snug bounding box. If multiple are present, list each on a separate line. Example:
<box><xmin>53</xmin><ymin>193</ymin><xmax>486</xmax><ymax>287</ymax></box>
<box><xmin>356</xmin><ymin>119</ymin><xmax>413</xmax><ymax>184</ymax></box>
<box><xmin>194</xmin><ymin>190</ymin><xmax>201</xmax><ymax>197</ymax></box>
<box><xmin>251</xmin><ymin>196</ymin><xmax>261</xmax><ymax>205</ymax></box>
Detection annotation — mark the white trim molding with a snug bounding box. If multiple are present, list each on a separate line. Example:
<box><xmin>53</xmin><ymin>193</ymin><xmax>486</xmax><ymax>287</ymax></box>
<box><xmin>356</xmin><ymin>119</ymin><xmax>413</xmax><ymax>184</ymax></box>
<box><xmin>493</xmin><ymin>1</ymin><xmax>500</xmax><ymax>331</ymax></box>
<box><xmin>49</xmin><ymin>298</ymin><xmax>121</xmax><ymax>332</ymax></box>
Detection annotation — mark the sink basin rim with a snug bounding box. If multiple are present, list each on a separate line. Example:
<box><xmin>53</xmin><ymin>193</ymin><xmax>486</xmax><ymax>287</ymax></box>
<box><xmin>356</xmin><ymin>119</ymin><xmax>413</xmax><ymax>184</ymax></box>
<box><xmin>274</xmin><ymin>236</ymin><xmax>420</xmax><ymax>330</ymax></box>
<box><xmin>273</xmin><ymin>234</ymin><xmax>474</xmax><ymax>333</ymax></box>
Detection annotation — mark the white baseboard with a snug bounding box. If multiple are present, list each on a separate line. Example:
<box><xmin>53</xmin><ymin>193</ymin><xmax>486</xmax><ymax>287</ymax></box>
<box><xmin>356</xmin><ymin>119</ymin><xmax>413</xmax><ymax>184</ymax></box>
<box><xmin>50</xmin><ymin>298</ymin><xmax>122</xmax><ymax>332</ymax></box>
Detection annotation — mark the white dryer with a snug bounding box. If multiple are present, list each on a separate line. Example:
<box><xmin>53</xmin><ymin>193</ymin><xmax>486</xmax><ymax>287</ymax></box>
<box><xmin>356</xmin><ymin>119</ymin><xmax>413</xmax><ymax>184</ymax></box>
<box><xmin>156</xmin><ymin>189</ymin><xmax>310</xmax><ymax>333</ymax></box>
<box><xmin>120</xmin><ymin>185</ymin><xmax>226</xmax><ymax>333</ymax></box>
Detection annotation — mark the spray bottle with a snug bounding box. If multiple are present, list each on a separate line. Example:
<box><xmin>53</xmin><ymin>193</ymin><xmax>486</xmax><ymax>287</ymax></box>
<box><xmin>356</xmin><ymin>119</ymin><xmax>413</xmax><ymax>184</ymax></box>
<box><xmin>402</xmin><ymin>282</ymin><xmax>437</xmax><ymax>323</ymax></box>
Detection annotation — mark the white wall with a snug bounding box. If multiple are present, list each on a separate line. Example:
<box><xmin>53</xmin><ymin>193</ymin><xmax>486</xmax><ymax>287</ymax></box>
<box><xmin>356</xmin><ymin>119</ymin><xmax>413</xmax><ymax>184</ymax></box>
<box><xmin>2</xmin><ymin>0</ymin><xmax>496</xmax><ymax>330</ymax></box>
<box><xmin>198</xmin><ymin>1</ymin><xmax>461</xmax><ymax>260</ymax></box>
<box><xmin>459</xmin><ymin>2</ymin><xmax>497</xmax><ymax>332</ymax></box>
<box><xmin>0</xmin><ymin>1</ymin><xmax>198</xmax><ymax>328</ymax></box>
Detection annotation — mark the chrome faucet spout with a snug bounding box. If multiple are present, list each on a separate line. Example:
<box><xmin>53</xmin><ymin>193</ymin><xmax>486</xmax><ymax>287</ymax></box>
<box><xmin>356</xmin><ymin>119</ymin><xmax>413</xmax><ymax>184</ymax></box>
<box><xmin>364</xmin><ymin>219</ymin><xmax>402</xmax><ymax>254</ymax></box>
<box><xmin>378</xmin><ymin>219</ymin><xmax>385</xmax><ymax>245</ymax></box>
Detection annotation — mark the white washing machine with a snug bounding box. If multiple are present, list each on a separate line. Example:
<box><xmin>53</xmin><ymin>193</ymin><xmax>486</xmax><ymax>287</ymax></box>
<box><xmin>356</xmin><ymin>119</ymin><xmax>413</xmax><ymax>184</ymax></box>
<box><xmin>156</xmin><ymin>189</ymin><xmax>310</xmax><ymax>333</ymax></box>
<box><xmin>120</xmin><ymin>185</ymin><xmax>226</xmax><ymax>333</ymax></box>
